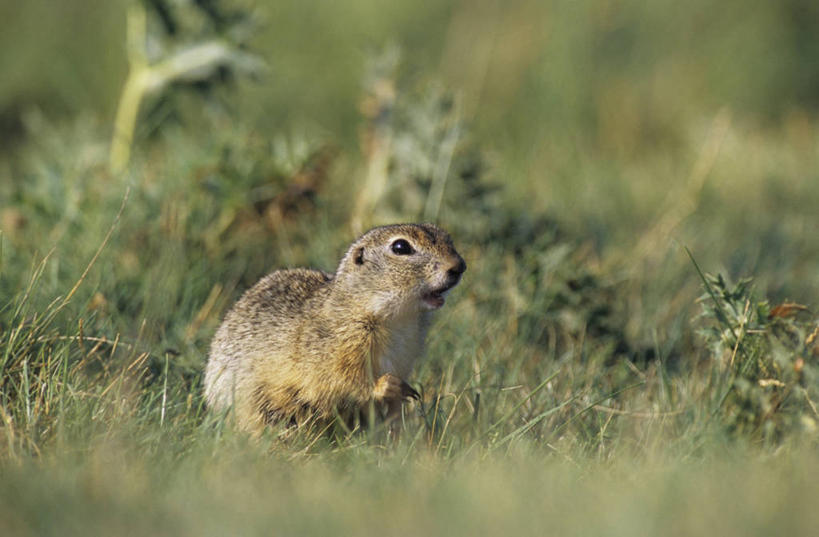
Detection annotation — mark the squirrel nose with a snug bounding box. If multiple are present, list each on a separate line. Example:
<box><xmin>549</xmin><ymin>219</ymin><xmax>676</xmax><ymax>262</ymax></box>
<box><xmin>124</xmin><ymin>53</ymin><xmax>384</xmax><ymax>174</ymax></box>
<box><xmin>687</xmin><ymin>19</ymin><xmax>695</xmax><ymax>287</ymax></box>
<box><xmin>447</xmin><ymin>257</ymin><xmax>466</xmax><ymax>280</ymax></box>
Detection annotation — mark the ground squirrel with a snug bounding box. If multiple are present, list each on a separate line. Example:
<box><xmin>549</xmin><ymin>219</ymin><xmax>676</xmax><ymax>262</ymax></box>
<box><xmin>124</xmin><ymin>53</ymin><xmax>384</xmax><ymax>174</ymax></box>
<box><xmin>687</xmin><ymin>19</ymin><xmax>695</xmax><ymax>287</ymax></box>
<box><xmin>204</xmin><ymin>223</ymin><xmax>466</xmax><ymax>433</ymax></box>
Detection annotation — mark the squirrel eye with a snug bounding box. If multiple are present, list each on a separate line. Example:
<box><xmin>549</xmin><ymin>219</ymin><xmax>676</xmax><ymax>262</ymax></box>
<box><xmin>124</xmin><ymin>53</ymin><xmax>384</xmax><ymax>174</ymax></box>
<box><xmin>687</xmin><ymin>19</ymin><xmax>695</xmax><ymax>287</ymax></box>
<box><xmin>390</xmin><ymin>239</ymin><xmax>414</xmax><ymax>255</ymax></box>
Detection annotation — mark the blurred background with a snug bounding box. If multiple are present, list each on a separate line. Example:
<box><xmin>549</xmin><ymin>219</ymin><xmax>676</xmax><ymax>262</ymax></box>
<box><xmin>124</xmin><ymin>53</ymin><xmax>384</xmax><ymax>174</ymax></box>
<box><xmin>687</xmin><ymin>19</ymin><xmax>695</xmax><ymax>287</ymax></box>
<box><xmin>2</xmin><ymin>0</ymin><xmax>818</xmax><ymax>237</ymax></box>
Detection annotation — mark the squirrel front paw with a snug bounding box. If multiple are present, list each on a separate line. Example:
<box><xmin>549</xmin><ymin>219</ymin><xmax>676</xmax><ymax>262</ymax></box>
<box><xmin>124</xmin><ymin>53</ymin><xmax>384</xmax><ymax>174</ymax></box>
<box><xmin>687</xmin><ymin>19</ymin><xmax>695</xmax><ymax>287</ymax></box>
<box><xmin>372</xmin><ymin>373</ymin><xmax>420</xmax><ymax>403</ymax></box>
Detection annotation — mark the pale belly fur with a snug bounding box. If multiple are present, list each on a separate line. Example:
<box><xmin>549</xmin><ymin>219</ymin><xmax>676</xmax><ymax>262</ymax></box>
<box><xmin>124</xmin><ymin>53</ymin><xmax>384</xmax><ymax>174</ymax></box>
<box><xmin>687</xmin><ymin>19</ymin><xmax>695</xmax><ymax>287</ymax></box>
<box><xmin>377</xmin><ymin>316</ymin><xmax>423</xmax><ymax>379</ymax></box>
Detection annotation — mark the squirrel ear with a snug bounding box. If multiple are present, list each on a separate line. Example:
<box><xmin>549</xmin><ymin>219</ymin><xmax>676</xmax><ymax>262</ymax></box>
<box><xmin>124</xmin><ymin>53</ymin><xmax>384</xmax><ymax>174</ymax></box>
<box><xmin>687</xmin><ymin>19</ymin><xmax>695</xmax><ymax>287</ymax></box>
<box><xmin>353</xmin><ymin>247</ymin><xmax>365</xmax><ymax>265</ymax></box>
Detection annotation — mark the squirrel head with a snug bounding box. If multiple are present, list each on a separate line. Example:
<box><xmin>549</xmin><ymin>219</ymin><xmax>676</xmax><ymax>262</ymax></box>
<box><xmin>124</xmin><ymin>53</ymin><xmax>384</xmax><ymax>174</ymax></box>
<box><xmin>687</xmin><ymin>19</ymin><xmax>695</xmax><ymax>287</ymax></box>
<box><xmin>335</xmin><ymin>223</ymin><xmax>466</xmax><ymax>318</ymax></box>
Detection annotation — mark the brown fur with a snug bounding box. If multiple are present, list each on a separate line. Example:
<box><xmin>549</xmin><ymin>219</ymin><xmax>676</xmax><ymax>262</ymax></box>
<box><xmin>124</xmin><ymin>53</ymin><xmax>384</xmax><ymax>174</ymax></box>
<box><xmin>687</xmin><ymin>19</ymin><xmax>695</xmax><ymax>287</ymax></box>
<box><xmin>204</xmin><ymin>223</ymin><xmax>465</xmax><ymax>434</ymax></box>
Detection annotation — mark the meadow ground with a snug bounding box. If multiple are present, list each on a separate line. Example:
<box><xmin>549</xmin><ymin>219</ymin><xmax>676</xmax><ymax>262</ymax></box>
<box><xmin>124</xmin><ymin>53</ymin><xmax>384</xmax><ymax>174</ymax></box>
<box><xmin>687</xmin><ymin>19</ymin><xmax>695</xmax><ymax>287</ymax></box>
<box><xmin>1</xmin><ymin>1</ymin><xmax>819</xmax><ymax>535</ymax></box>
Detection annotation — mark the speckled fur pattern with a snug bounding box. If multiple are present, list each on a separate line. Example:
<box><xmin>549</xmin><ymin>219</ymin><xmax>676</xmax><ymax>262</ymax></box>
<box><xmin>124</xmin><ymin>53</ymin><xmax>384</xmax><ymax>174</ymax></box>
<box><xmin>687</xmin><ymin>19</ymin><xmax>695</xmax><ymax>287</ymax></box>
<box><xmin>204</xmin><ymin>223</ymin><xmax>466</xmax><ymax>434</ymax></box>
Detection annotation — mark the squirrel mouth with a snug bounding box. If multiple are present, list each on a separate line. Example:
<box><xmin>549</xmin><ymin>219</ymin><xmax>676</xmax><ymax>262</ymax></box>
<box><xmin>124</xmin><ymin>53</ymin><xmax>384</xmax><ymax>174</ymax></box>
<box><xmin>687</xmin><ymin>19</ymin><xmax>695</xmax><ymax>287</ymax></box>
<box><xmin>421</xmin><ymin>268</ymin><xmax>463</xmax><ymax>310</ymax></box>
<box><xmin>421</xmin><ymin>284</ymin><xmax>454</xmax><ymax>310</ymax></box>
<box><xmin>422</xmin><ymin>291</ymin><xmax>446</xmax><ymax>309</ymax></box>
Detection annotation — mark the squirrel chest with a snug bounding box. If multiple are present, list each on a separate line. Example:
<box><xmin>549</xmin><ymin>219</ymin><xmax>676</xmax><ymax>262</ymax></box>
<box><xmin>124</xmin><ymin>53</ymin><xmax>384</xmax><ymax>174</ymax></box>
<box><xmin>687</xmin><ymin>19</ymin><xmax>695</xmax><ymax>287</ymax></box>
<box><xmin>375</xmin><ymin>314</ymin><xmax>429</xmax><ymax>380</ymax></box>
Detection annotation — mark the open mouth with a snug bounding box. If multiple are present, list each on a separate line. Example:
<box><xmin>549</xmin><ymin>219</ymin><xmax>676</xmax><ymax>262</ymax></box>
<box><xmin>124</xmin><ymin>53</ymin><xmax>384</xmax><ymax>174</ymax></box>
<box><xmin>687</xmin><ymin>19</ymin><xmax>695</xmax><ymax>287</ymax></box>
<box><xmin>421</xmin><ymin>284</ymin><xmax>454</xmax><ymax>310</ymax></box>
<box><xmin>422</xmin><ymin>291</ymin><xmax>446</xmax><ymax>309</ymax></box>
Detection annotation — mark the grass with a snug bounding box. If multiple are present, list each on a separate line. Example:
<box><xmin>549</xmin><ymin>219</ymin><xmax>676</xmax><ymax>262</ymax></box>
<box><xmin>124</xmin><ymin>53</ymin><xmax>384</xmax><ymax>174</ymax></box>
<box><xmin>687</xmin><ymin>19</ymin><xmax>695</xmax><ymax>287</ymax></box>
<box><xmin>4</xmin><ymin>443</ymin><xmax>819</xmax><ymax>537</ymax></box>
<box><xmin>2</xmin><ymin>1</ymin><xmax>819</xmax><ymax>535</ymax></box>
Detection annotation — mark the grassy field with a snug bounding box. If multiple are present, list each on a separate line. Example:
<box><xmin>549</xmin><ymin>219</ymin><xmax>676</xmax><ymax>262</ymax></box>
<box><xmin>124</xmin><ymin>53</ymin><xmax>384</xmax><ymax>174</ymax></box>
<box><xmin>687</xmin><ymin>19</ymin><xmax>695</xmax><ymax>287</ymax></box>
<box><xmin>2</xmin><ymin>1</ymin><xmax>819</xmax><ymax>535</ymax></box>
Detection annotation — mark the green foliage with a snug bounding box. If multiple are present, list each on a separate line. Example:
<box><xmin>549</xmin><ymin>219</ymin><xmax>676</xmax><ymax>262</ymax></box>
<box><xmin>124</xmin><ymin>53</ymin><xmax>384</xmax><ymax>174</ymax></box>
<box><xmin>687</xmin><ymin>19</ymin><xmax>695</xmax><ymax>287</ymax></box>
<box><xmin>695</xmin><ymin>271</ymin><xmax>819</xmax><ymax>441</ymax></box>
<box><xmin>109</xmin><ymin>0</ymin><xmax>264</xmax><ymax>172</ymax></box>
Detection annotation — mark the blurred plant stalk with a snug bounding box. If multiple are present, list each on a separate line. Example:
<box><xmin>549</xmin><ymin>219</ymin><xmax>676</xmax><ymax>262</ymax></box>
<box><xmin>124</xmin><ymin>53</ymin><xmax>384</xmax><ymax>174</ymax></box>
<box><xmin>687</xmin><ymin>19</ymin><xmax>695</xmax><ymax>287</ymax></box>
<box><xmin>110</xmin><ymin>2</ymin><xmax>263</xmax><ymax>174</ymax></box>
<box><xmin>351</xmin><ymin>49</ymin><xmax>398</xmax><ymax>234</ymax></box>
<box><xmin>351</xmin><ymin>47</ymin><xmax>464</xmax><ymax>233</ymax></box>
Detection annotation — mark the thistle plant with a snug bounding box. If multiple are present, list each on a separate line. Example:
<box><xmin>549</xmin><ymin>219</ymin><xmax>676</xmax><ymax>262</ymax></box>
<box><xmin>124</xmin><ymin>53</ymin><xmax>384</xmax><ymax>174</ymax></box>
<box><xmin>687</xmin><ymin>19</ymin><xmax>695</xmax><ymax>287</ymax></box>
<box><xmin>694</xmin><ymin>268</ymin><xmax>819</xmax><ymax>440</ymax></box>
